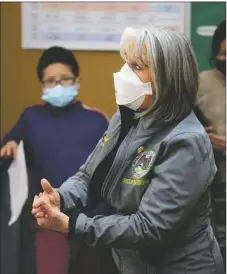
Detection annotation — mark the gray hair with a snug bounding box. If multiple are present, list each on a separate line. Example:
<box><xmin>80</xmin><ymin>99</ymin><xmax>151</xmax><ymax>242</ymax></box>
<box><xmin>120</xmin><ymin>27</ymin><xmax>199</xmax><ymax>122</ymax></box>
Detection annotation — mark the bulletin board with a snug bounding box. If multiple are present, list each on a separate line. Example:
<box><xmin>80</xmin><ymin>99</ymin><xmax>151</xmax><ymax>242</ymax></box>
<box><xmin>21</xmin><ymin>2</ymin><xmax>191</xmax><ymax>50</ymax></box>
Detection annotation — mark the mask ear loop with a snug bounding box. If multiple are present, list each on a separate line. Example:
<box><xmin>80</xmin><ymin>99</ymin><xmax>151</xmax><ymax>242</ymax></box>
<box><xmin>75</xmin><ymin>77</ymin><xmax>80</xmax><ymax>91</ymax></box>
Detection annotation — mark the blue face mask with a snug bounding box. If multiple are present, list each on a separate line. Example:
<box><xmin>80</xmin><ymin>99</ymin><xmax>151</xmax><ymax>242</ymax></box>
<box><xmin>41</xmin><ymin>85</ymin><xmax>78</xmax><ymax>107</ymax></box>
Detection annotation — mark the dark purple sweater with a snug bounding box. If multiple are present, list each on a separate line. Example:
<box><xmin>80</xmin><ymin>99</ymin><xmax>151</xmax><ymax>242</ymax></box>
<box><xmin>2</xmin><ymin>102</ymin><xmax>108</xmax><ymax>188</ymax></box>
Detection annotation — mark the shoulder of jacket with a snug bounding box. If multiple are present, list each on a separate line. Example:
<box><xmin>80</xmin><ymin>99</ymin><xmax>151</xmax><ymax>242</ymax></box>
<box><xmin>164</xmin><ymin>116</ymin><xmax>211</xmax><ymax>160</ymax></box>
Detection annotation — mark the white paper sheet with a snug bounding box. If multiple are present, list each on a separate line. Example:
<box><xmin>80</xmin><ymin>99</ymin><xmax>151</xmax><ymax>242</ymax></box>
<box><xmin>8</xmin><ymin>141</ymin><xmax>28</xmax><ymax>226</ymax></box>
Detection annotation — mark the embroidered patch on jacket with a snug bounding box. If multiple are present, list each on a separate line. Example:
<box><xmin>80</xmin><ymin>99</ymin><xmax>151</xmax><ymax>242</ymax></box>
<box><xmin>122</xmin><ymin>178</ymin><xmax>149</xmax><ymax>186</ymax></box>
<box><xmin>132</xmin><ymin>150</ymin><xmax>156</xmax><ymax>179</ymax></box>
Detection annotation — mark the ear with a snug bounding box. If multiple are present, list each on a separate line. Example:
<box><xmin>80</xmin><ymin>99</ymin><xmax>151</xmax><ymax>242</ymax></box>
<box><xmin>76</xmin><ymin>77</ymin><xmax>80</xmax><ymax>91</ymax></box>
<box><xmin>216</xmin><ymin>39</ymin><xmax>226</xmax><ymax>61</ymax></box>
<box><xmin>220</xmin><ymin>39</ymin><xmax>226</xmax><ymax>54</ymax></box>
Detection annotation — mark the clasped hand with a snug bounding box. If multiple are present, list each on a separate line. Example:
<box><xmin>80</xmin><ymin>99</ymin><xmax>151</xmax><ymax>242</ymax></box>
<box><xmin>31</xmin><ymin>179</ymin><xmax>69</xmax><ymax>233</ymax></box>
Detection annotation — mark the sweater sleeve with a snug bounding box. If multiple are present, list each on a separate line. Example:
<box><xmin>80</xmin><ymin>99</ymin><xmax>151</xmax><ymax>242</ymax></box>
<box><xmin>2</xmin><ymin>110</ymin><xmax>27</xmax><ymax>146</ymax></box>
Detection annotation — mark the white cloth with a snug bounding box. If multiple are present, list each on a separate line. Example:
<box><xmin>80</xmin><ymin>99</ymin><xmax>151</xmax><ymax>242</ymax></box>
<box><xmin>8</xmin><ymin>141</ymin><xmax>28</xmax><ymax>226</ymax></box>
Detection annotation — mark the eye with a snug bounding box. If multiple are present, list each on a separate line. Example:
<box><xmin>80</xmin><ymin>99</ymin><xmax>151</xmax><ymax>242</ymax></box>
<box><xmin>45</xmin><ymin>79</ymin><xmax>55</xmax><ymax>84</ymax></box>
<box><xmin>131</xmin><ymin>63</ymin><xmax>143</xmax><ymax>71</ymax></box>
<box><xmin>135</xmin><ymin>65</ymin><xmax>142</xmax><ymax>71</ymax></box>
<box><xmin>61</xmin><ymin>77</ymin><xmax>71</xmax><ymax>81</ymax></box>
<box><xmin>61</xmin><ymin>77</ymin><xmax>75</xmax><ymax>86</ymax></box>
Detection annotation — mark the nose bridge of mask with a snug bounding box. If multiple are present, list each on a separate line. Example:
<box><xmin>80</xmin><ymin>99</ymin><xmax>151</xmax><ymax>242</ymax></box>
<box><xmin>75</xmin><ymin>78</ymin><xmax>80</xmax><ymax>91</ymax></box>
<box><xmin>43</xmin><ymin>84</ymin><xmax>61</xmax><ymax>95</ymax></box>
<box><xmin>120</xmin><ymin>63</ymin><xmax>143</xmax><ymax>83</ymax></box>
<box><xmin>114</xmin><ymin>79</ymin><xmax>152</xmax><ymax>105</ymax></box>
<box><xmin>43</xmin><ymin>84</ymin><xmax>78</xmax><ymax>97</ymax></box>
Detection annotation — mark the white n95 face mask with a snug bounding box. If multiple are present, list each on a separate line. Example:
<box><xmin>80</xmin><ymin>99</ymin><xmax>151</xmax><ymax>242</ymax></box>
<box><xmin>113</xmin><ymin>63</ymin><xmax>152</xmax><ymax>111</ymax></box>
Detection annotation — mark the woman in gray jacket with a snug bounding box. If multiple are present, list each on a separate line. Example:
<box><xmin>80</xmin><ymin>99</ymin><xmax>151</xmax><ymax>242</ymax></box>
<box><xmin>32</xmin><ymin>27</ymin><xmax>224</xmax><ymax>274</ymax></box>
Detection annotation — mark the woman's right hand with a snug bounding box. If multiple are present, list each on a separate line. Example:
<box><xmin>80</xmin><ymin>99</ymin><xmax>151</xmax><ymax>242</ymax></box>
<box><xmin>0</xmin><ymin>141</ymin><xmax>18</xmax><ymax>159</ymax></box>
<box><xmin>32</xmin><ymin>179</ymin><xmax>61</xmax><ymax>219</ymax></box>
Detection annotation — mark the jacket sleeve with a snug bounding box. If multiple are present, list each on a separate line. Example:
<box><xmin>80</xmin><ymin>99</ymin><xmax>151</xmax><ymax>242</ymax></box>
<box><xmin>57</xmin><ymin>135</ymin><xmax>105</xmax><ymax>211</ymax></box>
<box><xmin>71</xmin><ymin>133</ymin><xmax>217</xmax><ymax>249</ymax></box>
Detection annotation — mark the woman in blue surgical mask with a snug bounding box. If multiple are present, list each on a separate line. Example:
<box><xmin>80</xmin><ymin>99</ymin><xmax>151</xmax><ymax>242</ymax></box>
<box><xmin>0</xmin><ymin>46</ymin><xmax>111</xmax><ymax>274</ymax></box>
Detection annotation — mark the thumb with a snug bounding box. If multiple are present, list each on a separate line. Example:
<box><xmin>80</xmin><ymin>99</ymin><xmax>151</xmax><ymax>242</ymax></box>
<box><xmin>205</xmin><ymin>126</ymin><xmax>213</xmax><ymax>132</ymax></box>
<box><xmin>41</xmin><ymin>179</ymin><xmax>54</xmax><ymax>194</ymax></box>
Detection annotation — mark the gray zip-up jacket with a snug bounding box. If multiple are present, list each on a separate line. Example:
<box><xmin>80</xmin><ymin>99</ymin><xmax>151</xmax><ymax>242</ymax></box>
<box><xmin>58</xmin><ymin>111</ymin><xmax>224</xmax><ymax>274</ymax></box>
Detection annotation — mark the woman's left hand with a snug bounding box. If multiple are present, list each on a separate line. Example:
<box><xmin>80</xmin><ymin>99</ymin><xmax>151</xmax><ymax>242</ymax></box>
<box><xmin>205</xmin><ymin>126</ymin><xmax>226</xmax><ymax>152</ymax></box>
<box><xmin>33</xmin><ymin>194</ymin><xmax>69</xmax><ymax>233</ymax></box>
<box><xmin>207</xmin><ymin>132</ymin><xmax>226</xmax><ymax>151</ymax></box>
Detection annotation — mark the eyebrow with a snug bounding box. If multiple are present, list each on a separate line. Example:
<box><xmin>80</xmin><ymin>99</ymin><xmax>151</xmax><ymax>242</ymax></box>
<box><xmin>59</xmin><ymin>74</ymin><xmax>74</xmax><ymax>77</ymax></box>
<box><xmin>44</xmin><ymin>74</ymin><xmax>74</xmax><ymax>79</ymax></box>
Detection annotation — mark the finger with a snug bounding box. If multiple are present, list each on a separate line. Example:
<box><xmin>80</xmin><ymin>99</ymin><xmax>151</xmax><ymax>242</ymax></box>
<box><xmin>32</xmin><ymin>195</ymin><xmax>38</xmax><ymax>205</ymax></box>
<box><xmin>36</xmin><ymin>216</ymin><xmax>50</xmax><ymax>221</ymax></box>
<box><xmin>35</xmin><ymin>211</ymin><xmax>46</xmax><ymax>218</ymax></box>
<box><xmin>205</xmin><ymin>126</ymin><xmax>213</xmax><ymax>132</ymax></box>
<box><xmin>6</xmin><ymin>146</ymin><xmax>13</xmax><ymax>157</ymax></box>
<box><xmin>32</xmin><ymin>207</ymin><xmax>43</xmax><ymax>215</ymax></box>
<box><xmin>41</xmin><ymin>179</ymin><xmax>54</xmax><ymax>194</ymax></box>
<box><xmin>209</xmin><ymin>134</ymin><xmax>225</xmax><ymax>142</ymax></box>
<box><xmin>217</xmin><ymin>127</ymin><xmax>226</xmax><ymax>133</ymax></box>
<box><xmin>40</xmin><ymin>203</ymin><xmax>52</xmax><ymax>214</ymax></box>
<box><xmin>3</xmin><ymin>146</ymin><xmax>10</xmax><ymax>157</ymax></box>
<box><xmin>32</xmin><ymin>196</ymin><xmax>48</xmax><ymax>209</ymax></box>
<box><xmin>11</xmin><ymin>145</ymin><xmax>17</xmax><ymax>159</ymax></box>
<box><xmin>0</xmin><ymin>147</ymin><xmax>6</xmax><ymax>157</ymax></box>
<box><xmin>36</xmin><ymin>219</ymin><xmax>47</xmax><ymax>227</ymax></box>
<box><xmin>40</xmin><ymin>204</ymin><xmax>56</xmax><ymax>218</ymax></box>
<box><xmin>33</xmin><ymin>204</ymin><xmax>50</xmax><ymax>217</ymax></box>
<box><xmin>208</xmin><ymin>133</ymin><xmax>215</xmax><ymax>138</ymax></box>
